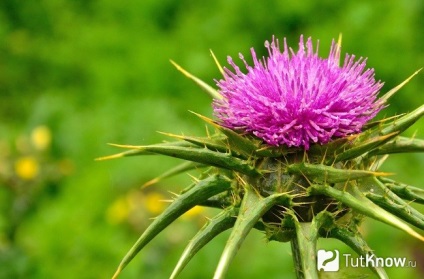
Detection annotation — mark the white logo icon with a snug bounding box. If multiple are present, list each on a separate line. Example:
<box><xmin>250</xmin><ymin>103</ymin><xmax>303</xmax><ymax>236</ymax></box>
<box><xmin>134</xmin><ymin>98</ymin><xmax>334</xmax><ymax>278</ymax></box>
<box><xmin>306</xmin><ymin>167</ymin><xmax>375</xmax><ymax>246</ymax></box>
<box><xmin>317</xmin><ymin>249</ymin><xmax>339</xmax><ymax>271</ymax></box>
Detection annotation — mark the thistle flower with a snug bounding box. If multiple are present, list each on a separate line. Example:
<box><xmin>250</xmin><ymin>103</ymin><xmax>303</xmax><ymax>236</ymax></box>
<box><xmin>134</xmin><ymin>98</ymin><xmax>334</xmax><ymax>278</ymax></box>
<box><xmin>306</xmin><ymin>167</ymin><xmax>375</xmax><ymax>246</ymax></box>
<box><xmin>214</xmin><ymin>36</ymin><xmax>384</xmax><ymax>149</ymax></box>
<box><xmin>99</xmin><ymin>35</ymin><xmax>424</xmax><ymax>279</ymax></box>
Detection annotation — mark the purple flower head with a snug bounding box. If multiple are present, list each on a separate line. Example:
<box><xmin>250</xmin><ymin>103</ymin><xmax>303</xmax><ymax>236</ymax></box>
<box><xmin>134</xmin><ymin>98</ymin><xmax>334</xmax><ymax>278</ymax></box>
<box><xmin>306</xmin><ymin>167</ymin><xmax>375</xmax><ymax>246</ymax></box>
<box><xmin>213</xmin><ymin>36</ymin><xmax>384</xmax><ymax>149</ymax></box>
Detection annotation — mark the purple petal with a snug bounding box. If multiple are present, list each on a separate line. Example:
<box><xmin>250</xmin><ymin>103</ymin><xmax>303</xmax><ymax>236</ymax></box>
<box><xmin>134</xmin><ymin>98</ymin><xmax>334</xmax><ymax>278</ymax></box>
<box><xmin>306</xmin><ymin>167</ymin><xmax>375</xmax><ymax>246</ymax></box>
<box><xmin>213</xmin><ymin>36</ymin><xmax>384</xmax><ymax>149</ymax></box>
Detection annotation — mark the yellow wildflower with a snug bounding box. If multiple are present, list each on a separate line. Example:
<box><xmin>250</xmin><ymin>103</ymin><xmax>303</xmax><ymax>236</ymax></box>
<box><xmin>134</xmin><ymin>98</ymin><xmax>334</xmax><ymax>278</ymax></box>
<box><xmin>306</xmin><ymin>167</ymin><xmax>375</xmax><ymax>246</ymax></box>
<box><xmin>181</xmin><ymin>205</ymin><xmax>204</xmax><ymax>220</ymax></box>
<box><xmin>106</xmin><ymin>197</ymin><xmax>130</xmax><ymax>225</ymax></box>
<box><xmin>144</xmin><ymin>192</ymin><xmax>166</xmax><ymax>215</ymax></box>
<box><xmin>31</xmin><ymin>126</ymin><xmax>51</xmax><ymax>151</ymax></box>
<box><xmin>15</xmin><ymin>156</ymin><xmax>39</xmax><ymax>180</ymax></box>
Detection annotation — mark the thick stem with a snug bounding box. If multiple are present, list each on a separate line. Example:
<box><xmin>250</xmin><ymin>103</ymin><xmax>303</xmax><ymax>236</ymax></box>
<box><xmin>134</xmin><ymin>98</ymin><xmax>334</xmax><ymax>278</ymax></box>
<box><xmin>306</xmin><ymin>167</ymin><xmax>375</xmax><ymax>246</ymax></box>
<box><xmin>291</xmin><ymin>222</ymin><xmax>319</xmax><ymax>279</ymax></box>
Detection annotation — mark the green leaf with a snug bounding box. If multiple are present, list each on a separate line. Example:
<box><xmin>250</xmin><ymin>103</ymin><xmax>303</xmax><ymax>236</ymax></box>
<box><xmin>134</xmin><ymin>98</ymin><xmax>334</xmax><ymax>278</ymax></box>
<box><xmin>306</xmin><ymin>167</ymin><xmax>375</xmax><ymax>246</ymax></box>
<box><xmin>213</xmin><ymin>186</ymin><xmax>287</xmax><ymax>279</ymax></box>
<box><xmin>309</xmin><ymin>183</ymin><xmax>424</xmax><ymax>242</ymax></box>
<box><xmin>288</xmin><ymin>162</ymin><xmax>390</xmax><ymax>184</ymax></box>
<box><xmin>379</xmin><ymin>177</ymin><xmax>424</xmax><ymax>204</ymax></box>
<box><xmin>255</xmin><ymin>144</ymin><xmax>300</xmax><ymax>157</ymax></box>
<box><xmin>191</xmin><ymin>112</ymin><xmax>260</xmax><ymax>157</ymax></box>
<box><xmin>366</xmin><ymin>192</ymin><xmax>424</xmax><ymax>230</ymax></box>
<box><xmin>291</xmin><ymin>211</ymin><xmax>333</xmax><ymax>279</ymax></box>
<box><xmin>96</xmin><ymin>141</ymin><xmax>195</xmax><ymax>160</ymax></box>
<box><xmin>158</xmin><ymin>131</ymin><xmax>247</xmax><ymax>159</ymax></box>
<box><xmin>362</xmin><ymin>114</ymin><xmax>404</xmax><ymax>131</ymax></box>
<box><xmin>330</xmin><ymin>101</ymin><xmax>424</xmax><ymax>161</ymax></box>
<box><xmin>369</xmin><ymin>136</ymin><xmax>424</xmax><ymax>156</ymax></box>
<box><xmin>103</xmin><ymin>143</ymin><xmax>259</xmax><ymax>176</ymax></box>
<box><xmin>380</xmin><ymin>103</ymin><xmax>424</xmax><ymax>136</ymax></box>
<box><xmin>170</xmin><ymin>207</ymin><xmax>238</xmax><ymax>279</ymax></box>
<box><xmin>198</xmin><ymin>194</ymin><xmax>234</xmax><ymax>209</ymax></box>
<box><xmin>333</xmin><ymin>100</ymin><xmax>424</xmax><ymax>161</ymax></box>
<box><xmin>334</xmin><ymin>132</ymin><xmax>398</xmax><ymax>162</ymax></box>
<box><xmin>111</xmin><ymin>174</ymin><xmax>231</xmax><ymax>279</ymax></box>
<box><xmin>363</xmin><ymin>177</ymin><xmax>424</xmax><ymax>229</ymax></box>
<box><xmin>306</xmin><ymin>137</ymin><xmax>352</xmax><ymax>162</ymax></box>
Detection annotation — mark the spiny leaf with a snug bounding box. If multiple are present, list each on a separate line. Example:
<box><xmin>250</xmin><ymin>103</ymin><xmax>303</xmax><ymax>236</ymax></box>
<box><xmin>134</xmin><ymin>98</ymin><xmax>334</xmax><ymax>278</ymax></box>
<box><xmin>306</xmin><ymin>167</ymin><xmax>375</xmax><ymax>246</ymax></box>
<box><xmin>191</xmin><ymin>112</ymin><xmax>300</xmax><ymax>158</ymax></box>
<box><xmin>308</xmin><ymin>136</ymin><xmax>353</xmax><ymax>158</ymax></box>
<box><xmin>112</xmin><ymin>174</ymin><xmax>231</xmax><ymax>279</ymax></box>
<box><xmin>334</xmin><ymin>132</ymin><xmax>398</xmax><ymax>163</ymax></box>
<box><xmin>379</xmin><ymin>177</ymin><xmax>424</xmax><ymax>204</ymax></box>
<box><xmin>332</xmin><ymin>105</ymin><xmax>421</xmax><ymax>161</ymax></box>
<box><xmin>288</xmin><ymin>162</ymin><xmax>390</xmax><ymax>184</ymax></box>
<box><xmin>170</xmin><ymin>207</ymin><xmax>238</xmax><ymax>279</ymax></box>
<box><xmin>198</xmin><ymin>195</ymin><xmax>234</xmax><ymax>209</ymax></box>
<box><xmin>363</xmin><ymin>177</ymin><xmax>424</xmax><ymax>229</ymax></box>
<box><xmin>191</xmin><ymin>112</ymin><xmax>259</xmax><ymax>157</ymax></box>
<box><xmin>338</xmin><ymin>102</ymin><xmax>424</xmax><ymax>159</ymax></box>
<box><xmin>291</xmin><ymin>222</ymin><xmax>319</xmax><ymax>279</ymax></box>
<box><xmin>255</xmin><ymin>144</ymin><xmax>300</xmax><ymax>157</ymax></box>
<box><xmin>158</xmin><ymin>131</ymin><xmax>247</xmax><ymax>159</ymax></box>
<box><xmin>170</xmin><ymin>60</ymin><xmax>223</xmax><ymax>100</ymax></box>
<box><xmin>213</xmin><ymin>187</ymin><xmax>288</xmax><ymax>279</ymax></box>
<box><xmin>309</xmin><ymin>183</ymin><xmax>424</xmax><ymax>242</ymax></box>
<box><xmin>369</xmin><ymin>154</ymin><xmax>389</xmax><ymax>171</ymax></box>
<box><xmin>366</xmin><ymin>192</ymin><xmax>424</xmax><ymax>230</ymax></box>
<box><xmin>326</xmin><ymin>227</ymin><xmax>388</xmax><ymax>279</ymax></box>
<box><xmin>96</xmin><ymin>141</ymin><xmax>195</xmax><ymax>161</ymax></box>
<box><xmin>105</xmin><ymin>143</ymin><xmax>259</xmax><ymax>176</ymax></box>
<box><xmin>291</xmin><ymin>211</ymin><xmax>333</xmax><ymax>279</ymax></box>
<box><xmin>369</xmin><ymin>136</ymin><xmax>424</xmax><ymax>156</ymax></box>
<box><xmin>142</xmin><ymin>161</ymin><xmax>206</xmax><ymax>188</ymax></box>
<box><xmin>380</xmin><ymin>68</ymin><xmax>422</xmax><ymax>102</ymax></box>
<box><xmin>380</xmin><ymin>103</ymin><xmax>424</xmax><ymax>136</ymax></box>
<box><xmin>362</xmin><ymin>114</ymin><xmax>404</xmax><ymax>131</ymax></box>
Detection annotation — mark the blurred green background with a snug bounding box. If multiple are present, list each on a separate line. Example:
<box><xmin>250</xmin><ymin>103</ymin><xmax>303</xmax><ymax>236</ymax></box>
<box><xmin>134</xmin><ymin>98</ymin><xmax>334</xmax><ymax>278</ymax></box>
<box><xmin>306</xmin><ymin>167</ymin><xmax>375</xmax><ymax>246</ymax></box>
<box><xmin>0</xmin><ymin>0</ymin><xmax>423</xmax><ymax>278</ymax></box>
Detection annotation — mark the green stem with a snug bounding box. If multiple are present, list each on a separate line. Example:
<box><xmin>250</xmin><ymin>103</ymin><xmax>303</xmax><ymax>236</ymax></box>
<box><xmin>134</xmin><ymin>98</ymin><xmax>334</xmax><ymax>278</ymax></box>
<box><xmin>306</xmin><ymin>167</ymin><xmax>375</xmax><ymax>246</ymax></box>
<box><xmin>291</xmin><ymin>222</ymin><xmax>319</xmax><ymax>279</ymax></box>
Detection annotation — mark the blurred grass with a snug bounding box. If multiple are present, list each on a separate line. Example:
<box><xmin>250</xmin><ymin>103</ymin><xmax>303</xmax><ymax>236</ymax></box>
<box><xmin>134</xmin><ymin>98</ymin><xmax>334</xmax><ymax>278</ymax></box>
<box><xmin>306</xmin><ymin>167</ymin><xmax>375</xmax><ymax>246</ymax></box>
<box><xmin>0</xmin><ymin>0</ymin><xmax>423</xmax><ymax>278</ymax></box>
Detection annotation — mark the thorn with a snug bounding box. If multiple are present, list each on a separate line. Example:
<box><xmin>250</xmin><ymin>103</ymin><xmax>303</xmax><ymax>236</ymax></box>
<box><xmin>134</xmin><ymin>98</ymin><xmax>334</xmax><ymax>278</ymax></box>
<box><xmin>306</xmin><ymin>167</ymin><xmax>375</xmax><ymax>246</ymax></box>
<box><xmin>411</xmin><ymin>130</ymin><xmax>417</xmax><ymax>139</ymax></box>
<box><xmin>205</xmin><ymin>125</ymin><xmax>211</xmax><ymax>138</ymax></box>
<box><xmin>112</xmin><ymin>267</ymin><xmax>122</xmax><ymax>279</ymax></box>
<box><xmin>189</xmin><ymin>110</ymin><xmax>217</xmax><ymax>125</ymax></box>
<box><xmin>374</xmin><ymin>171</ymin><xmax>394</xmax><ymax>177</ymax></box>
<box><xmin>108</xmin><ymin>143</ymin><xmax>142</xmax><ymax>149</ymax></box>
<box><xmin>342</xmin><ymin>180</ymin><xmax>350</xmax><ymax>192</ymax></box>
<box><xmin>336</xmin><ymin>33</ymin><xmax>343</xmax><ymax>66</ymax></box>
<box><xmin>381</xmin><ymin>68</ymin><xmax>422</xmax><ymax>102</ymax></box>
<box><xmin>293</xmin><ymin>180</ymin><xmax>309</xmax><ymax>191</ymax></box>
<box><xmin>337</xmin><ymin>33</ymin><xmax>343</xmax><ymax>48</ymax></box>
<box><xmin>170</xmin><ymin>59</ymin><xmax>223</xmax><ymax>100</ymax></box>
<box><xmin>160</xmin><ymin>199</ymin><xmax>174</xmax><ymax>203</ymax></box>
<box><xmin>187</xmin><ymin>173</ymin><xmax>200</xmax><ymax>182</ymax></box>
<box><xmin>321</xmin><ymin>147</ymin><xmax>328</xmax><ymax>165</ymax></box>
<box><xmin>168</xmin><ymin>191</ymin><xmax>179</xmax><ymax>198</ymax></box>
<box><xmin>292</xmin><ymin>207</ymin><xmax>305</xmax><ymax>222</ymax></box>
<box><xmin>235</xmin><ymin>173</ymin><xmax>248</xmax><ymax>187</ymax></box>
<box><xmin>95</xmin><ymin>153</ymin><xmax>124</xmax><ymax>161</ymax></box>
<box><xmin>157</xmin><ymin>131</ymin><xmax>185</xmax><ymax>140</ymax></box>
<box><xmin>210</xmin><ymin>49</ymin><xmax>224</xmax><ymax>76</ymax></box>
<box><xmin>302</xmin><ymin>149</ymin><xmax>308</xmax><ymax>163</ymax></box>
<box><xmin>142</xmin><ymin>178</ymin><xmax>160</xmax><ymax>188</ymax></box>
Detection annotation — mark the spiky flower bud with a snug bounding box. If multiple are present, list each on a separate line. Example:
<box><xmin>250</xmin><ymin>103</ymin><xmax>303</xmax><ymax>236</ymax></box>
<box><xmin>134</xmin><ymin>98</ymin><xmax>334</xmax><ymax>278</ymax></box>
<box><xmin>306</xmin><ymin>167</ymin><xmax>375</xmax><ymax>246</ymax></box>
<box><xmin>99</xmin><ymin>35</ymin><xmax>424</xmax><ymax>279</ymax></box>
